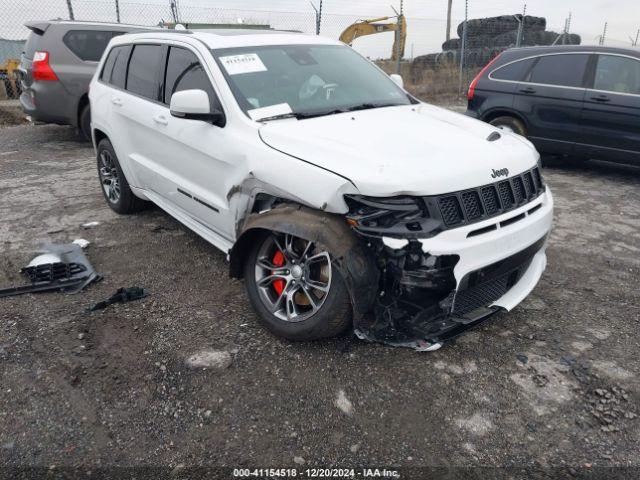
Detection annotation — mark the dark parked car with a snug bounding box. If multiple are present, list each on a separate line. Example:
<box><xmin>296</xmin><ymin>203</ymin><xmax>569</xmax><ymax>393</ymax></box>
<box><xmin>466</xmin><ymin>45</ymin><xmax>640</xmax><ymax>166</ymax></box>
<box><xmin>18</xmin><ymin>20</ymin><xmax>155</xmax><ymax>140</ymax></box>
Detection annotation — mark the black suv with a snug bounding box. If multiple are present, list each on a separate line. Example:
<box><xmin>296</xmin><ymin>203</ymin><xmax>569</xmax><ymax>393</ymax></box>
<box><xmin>466</xmin><ymin>45</ymin><xmax>640</xmax><ymax>166</ymax></box>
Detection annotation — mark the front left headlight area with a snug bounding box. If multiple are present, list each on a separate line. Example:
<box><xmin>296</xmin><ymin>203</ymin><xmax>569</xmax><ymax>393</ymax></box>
<box><xmin>344</xmin><ymin>194</ymin><xmax>443</xmax><ymax>239</ymax></box>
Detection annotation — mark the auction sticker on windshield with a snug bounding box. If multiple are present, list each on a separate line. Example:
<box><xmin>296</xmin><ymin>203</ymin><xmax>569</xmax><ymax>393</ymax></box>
<box><xmin>220</xmin><ymin>53</ymin><xmax>267</xmax><ymax>75</ymax></box>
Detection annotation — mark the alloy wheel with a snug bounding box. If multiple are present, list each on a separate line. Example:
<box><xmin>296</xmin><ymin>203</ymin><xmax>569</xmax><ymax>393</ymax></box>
<box><xmin>254</xmin><ymin>233</ymin><xmax>332</xmax><ymax>323</ymax></box>
<box><xmin>98</xmin><ymin>150</ymin><xmax>121</xmax><ymax>203</ymax></box>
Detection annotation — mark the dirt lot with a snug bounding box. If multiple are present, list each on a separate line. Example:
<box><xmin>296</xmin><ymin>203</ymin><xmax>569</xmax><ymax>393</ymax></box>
<box><xmin>0</xmin><ymin>124</ymin><xmax>639</xmax><ymax>477</ymax></box>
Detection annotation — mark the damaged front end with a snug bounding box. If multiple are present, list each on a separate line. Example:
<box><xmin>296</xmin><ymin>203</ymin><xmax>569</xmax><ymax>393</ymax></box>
<box><xmin>344</xmin><ymin>194</ymin><xmax>538</xmax><ymax>350</ymax></box>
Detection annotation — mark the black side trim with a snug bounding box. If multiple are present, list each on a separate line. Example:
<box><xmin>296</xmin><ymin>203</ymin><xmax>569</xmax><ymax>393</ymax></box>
<box><xmin>177</xmin><ymin>188</ymin><xmax>219</xmax><ymax>212</ymax></box>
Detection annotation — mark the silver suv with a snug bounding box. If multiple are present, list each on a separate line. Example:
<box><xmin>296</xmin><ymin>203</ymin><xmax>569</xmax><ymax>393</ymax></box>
<box><xmin>18</xmin><ymin>20</ymin><xmax>154</xmax><ymax>140</ymax></box>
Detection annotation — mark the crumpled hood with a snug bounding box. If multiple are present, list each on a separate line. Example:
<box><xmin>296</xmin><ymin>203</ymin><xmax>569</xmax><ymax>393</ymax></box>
<box><xmin>259</xmin><ymin>103</ymin><xmax>539</xmax><ymax>196</ymax></box>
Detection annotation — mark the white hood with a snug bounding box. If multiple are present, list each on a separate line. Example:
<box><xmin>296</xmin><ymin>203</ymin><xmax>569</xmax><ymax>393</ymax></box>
<box><xmin>259</xmin><ymin>103</ymin><xmax>539</xmax><ymax>197</ymax></box>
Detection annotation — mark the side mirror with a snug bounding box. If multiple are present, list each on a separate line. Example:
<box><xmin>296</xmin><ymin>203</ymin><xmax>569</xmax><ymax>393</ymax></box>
<box><xmin>390</xmin><ymin>74</ymin><xmax>404</xmax><ymax>89</ymax></box>
<box><xmin>170</xmin><ymin>89</ymin><xmax>225</xmax><ymax>127</ymax></box>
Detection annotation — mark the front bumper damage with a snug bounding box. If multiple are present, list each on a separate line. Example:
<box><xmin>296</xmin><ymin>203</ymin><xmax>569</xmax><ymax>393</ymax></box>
<box><xmin>354</xmin><ymin>189</ymin><xmax>554</xmax><ymax>350</ymax></box>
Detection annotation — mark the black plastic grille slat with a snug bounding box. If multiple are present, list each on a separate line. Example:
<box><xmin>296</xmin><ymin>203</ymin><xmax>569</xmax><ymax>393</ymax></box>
<box><xmin>461</xmin><ymin>191</ymin><xmax>484</xmax><ymax>220</ymax></box>
<box><xmin>497</xmin><ymin>181</ymin><xmax>515</xmax><ymax>210</ymax></box>
<box><xmin>512</xmin><ymin>177</ymin><xmax>526</xmax><ymax>203</ymax></box>
<box><xmin>533</xmin><ymin>167</ymin><xmax>543</xmax><ymax>189</ymax></box>
<box><xmin>438</xmin><ymin>196</ymin><xmax>463</xmax><ymax>226</ymax></box>
<box><xmin>23</xmin><ymin>262</ymin><xmax>86</xmax><ymax>283</ymax></box>
<box><xmin>481</xmin><ymin>186</ymin><xmax>501</xmax><ymax>215</ymax></box>
<box><xmin>523</xmin><ymin>172</ymin><xmax>535</xmax><ymax>198</ymax></box>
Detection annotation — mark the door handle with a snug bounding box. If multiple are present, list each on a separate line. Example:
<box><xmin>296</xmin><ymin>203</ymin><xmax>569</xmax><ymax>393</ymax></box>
<box><xmin>111</xmin><ymin>97</ymin><xmax>123</xmax><ymax>106</ymax></box>
<box><xmin>519</xmin><ymin>87</ymin><xmax>536</xmax><ymax>94</ymax></box>
<box><xmin>153</xmin><ymin>114</ymin><xmax>168</xmax><ymax>126</ymax></box>
<box><xmin>590</xmin><ymin>94</ymin><xmax>611</xmax><ymax>102</ymax></box>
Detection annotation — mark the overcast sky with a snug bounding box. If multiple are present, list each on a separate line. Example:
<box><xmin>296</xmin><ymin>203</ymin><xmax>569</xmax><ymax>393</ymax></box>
<box><xmin>2</xmin><ymin>0</ymin><xmax>638</xmax><ymax>56</ymax></box>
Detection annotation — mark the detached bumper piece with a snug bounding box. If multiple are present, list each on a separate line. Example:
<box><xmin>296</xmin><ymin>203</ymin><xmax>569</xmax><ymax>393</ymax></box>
<box><xmin>0</xmin><ymin>244</ymin><xmax>101</xmax><ymax>298</ymax></box>
<box><xmin>354</xmin><ymin>236</ymin><xmax>545</xmax><ymax>351</ymax></box>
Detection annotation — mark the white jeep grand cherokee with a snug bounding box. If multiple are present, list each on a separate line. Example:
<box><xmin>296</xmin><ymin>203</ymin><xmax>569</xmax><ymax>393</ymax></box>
<box><xmin>89</xmin><ymin>29</ymin><xmax>553</xmax><ymax>350</ymax></box>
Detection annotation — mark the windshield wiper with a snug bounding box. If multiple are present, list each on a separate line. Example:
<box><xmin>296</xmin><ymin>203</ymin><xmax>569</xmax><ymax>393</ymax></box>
<box><xmin>345</xmin><ymin>102</ymin><xmax>402</xmax><ymax>112</ymax></box>
<box><xmin>256</xmin><ymin>103</ymin><xmax>403</xmax><ymax>122</ymax></box>
<box><xmin>255</xmin><ymin>112</ymin><xmax>306</xmax><ymax>122</ymax></box>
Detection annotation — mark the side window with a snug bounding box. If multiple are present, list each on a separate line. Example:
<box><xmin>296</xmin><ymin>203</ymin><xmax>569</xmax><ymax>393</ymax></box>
<box><xmin>63</xmin><ymin>30</ymin><xmax>114</xmax><ymax>62</ymax></box>
<box><xmin>126</xmin><ymin>44</ymin><xmax>163</xmax><ymax>100</ymax></box>
<box><xmin>527</xmin><ymin>54</ymin><xmax>589</xmax><ymax>88</ymax></box>
<box><xmin>491</xmin><ymin>57</ymin><xmax>536</xmax><ymax>81</ymax></box>
<box><xmin>594</xmin><ymin>55</ymin><xmax>640</xmax><ymax>95</ymax></box>
<box><xmin>164</xmin><ymin>46</ymin><xmax>218</xmax><ymax>107</ymax></box>
<box><xmin>100</xmin><ymin>45</ymin><xmax>130</xmax><ymax>89</ymax></box>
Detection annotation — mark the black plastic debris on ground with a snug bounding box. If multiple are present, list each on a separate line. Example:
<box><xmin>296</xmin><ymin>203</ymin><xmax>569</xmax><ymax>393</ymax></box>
<box><xmin>88</xmin><ymin>287</ymin><xmax>148</xmax><ymax>312</ymax></box>
<box><xmin>0</xmin><ymin>243</ymin><xmax>101</xmax><ymax>298</ymax></box>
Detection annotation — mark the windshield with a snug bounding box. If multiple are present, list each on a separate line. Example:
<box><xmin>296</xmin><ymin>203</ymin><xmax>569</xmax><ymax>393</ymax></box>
<box><xmin>211</xmin><ymin>44</ymin><xmax>412</xmax><ymax>121</ymax></box>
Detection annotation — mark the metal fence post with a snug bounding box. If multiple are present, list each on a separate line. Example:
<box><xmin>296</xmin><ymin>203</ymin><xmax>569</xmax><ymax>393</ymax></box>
<box><xmin>516</xmin><ymin>4</ymin><xmax>526</xmax><ymax>47</ymax></box>
<box><xmin>458</xmin><ymin>0</ymin><xmax>468</xmax><ymax>95</ymax></box>
<box><xmin>310</xmin><ymin>1</ymin><xmax>322</xmax><ymax>35</ymax></box>
<box><xmin>66</xmin><ymin>0</ymin><xmax>75</xmax><ymax>20</ymax></box>
<box><xmin>599</xmin><ymin>22</ymin><xmax>608</xmax><ymax>45</ymax></box>
<box><xmin>395</xmin><ymin>0</ymin><xmax>404</xmax><ymax>74</ymax></box>
<box><xmin>115</xmin><ymin>0</ymin><xmax>121</xmax><ymax>23</ymax></box>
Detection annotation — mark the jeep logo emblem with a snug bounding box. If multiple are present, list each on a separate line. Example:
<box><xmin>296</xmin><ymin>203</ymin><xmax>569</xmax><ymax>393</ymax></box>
<box><xmin>491</xmin><ymin>168</ymin><xmax>509</xmax><ymax>179</ymax></box>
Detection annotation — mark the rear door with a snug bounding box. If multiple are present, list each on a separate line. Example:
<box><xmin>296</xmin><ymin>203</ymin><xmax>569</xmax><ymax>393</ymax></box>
<box><xmin>113</xmin><ymin>43</ymin><xmax>167</xmax><ymax>189</ymax></box>
<box><xmin>579</xmin><ymin>53</ymin><xmax>640</xmax><ymax>165</ymax></box>
<box><xmin>514</xmin><ymin>53</ymin><xmax>590</xmax><ymax>154</ymax></box>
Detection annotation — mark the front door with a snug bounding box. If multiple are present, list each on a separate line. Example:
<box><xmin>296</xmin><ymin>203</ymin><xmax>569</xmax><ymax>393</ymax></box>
<box><xmin>151</xmin><ymin>45</ymin><xmax>246</xmax><ymax>241</ymax></box>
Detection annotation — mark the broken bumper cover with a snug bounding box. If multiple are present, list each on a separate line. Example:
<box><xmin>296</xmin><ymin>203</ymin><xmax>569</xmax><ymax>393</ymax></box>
<box><xmin>356</xmin><ymin>188</ymin><xmax>554</xmax><ymax>349</ymax></box>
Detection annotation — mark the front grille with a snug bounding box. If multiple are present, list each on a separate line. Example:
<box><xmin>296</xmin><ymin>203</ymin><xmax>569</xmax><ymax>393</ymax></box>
<box><xmin>481</xmin><ymin>186</ymin><xmax>501</xmax><ymax>216</ymax></box>
<box><xmin>439</xmin><ymin>196</ymin><xmax>464</xmax><ymax>226</ymax></box>
<box><xmin>461</xmin><ymin>191</ymin><xmax>484</xmax><ymax>220</ymax></box>
<box><xmin>429</xmin><ymin>166</ymin><xmax>545</xmax><ymax>230</ymax></box>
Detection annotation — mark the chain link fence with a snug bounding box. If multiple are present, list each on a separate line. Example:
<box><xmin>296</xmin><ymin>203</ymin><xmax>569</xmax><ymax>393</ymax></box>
<box><xmin>0</xmin><ymin>0</ymin><xmax>638</xmax><ymax>125</ymax></box>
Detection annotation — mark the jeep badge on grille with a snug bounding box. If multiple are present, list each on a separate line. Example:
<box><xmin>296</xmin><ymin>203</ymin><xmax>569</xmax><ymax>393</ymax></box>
<box><xmin>491</xmin><ymin>168</ymin><xmax>509</xmax><ymax>179</ymax></box>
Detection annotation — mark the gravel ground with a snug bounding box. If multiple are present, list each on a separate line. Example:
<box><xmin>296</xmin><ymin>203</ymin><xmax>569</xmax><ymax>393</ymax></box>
<box><xmin>0</xmin><ymin>124</ymin><xmax>639</xmax><ymax>477</ymax></box>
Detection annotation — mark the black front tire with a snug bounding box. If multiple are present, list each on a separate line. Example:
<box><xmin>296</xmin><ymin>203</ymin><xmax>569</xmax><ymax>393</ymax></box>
<box><xmin>97</xmin><ymin>139</ymin><xmax>147</xmax><ymax>214</ymax></box>
<box><xmin>243</xmin><ymin>232</ymin><xmax>352</xmax><ymax>341</ymax></box>
<box><xmin>489</xmin><ymin>116</ymin><xmax>527</xmax><ymax>136</ymax></box>
<box><xmin>79</xmin><ymin>105</ymin><xmax>91</xmax><ymax>142</ymax></box>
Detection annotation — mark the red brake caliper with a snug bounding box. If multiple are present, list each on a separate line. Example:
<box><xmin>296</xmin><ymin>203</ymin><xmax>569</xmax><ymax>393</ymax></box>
<box><xmin>272</xmin><ymin>250</ymin><xmax>285</xmax><ymax>296</ymax></box>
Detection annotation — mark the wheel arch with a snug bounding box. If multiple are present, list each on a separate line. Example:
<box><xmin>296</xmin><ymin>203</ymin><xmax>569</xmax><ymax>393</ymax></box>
<box><xmin>93</xmin><ymin>127</ymin><xmax>108</xmax><ymax>147</ymax></box>
<box><xmin>481</xmin><ymin>108</ymin><xmax>529</xmax><ymax>130</ymax></box>
<box><xmin>229</xmin><ymin>204</ymin><xmax>379</xmax><ymax>320</ymax></box>
<box><xmin>77</xmin><ymin>93</ymin><xmax>89</xmax><ymax>127</ymax></box>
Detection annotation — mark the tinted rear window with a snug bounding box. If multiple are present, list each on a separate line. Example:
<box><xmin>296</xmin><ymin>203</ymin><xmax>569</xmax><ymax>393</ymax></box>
<box><xmin>63</xmin><ymin>30</ymin><xmax>115</xmax><ymax>61</ymax></box>
<box><xmin>527</xmin><ymin>54</ymin><xmax>589</xmax><ymax>88</ymax></box>
<box><xmin>163</xmin><ymin>47</ymin><xmax>217</xmax><ymax>106</ymax></box>
<box><xmin>100</xmin><ymin>45</ymin><xmax>130</xmax><ymax>88</ymax></box>
<box><xmin>491</xmin><ymin>57</ymin><xmax>536</xmax><ymax>81</ymax></box>
<box><xmin>126</xmin><ymin>44</ymin><xmax>163</xmax><ymax>100</ymax></box>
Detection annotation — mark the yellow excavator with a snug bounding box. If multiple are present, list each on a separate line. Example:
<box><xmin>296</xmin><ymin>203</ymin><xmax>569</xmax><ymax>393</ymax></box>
<box><xmin>339</xmin><ymin>14</ymin><xmax>407</xmax><ymax>61</ymax></box>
